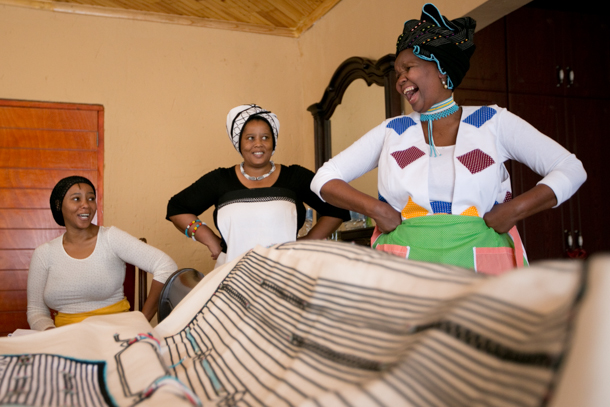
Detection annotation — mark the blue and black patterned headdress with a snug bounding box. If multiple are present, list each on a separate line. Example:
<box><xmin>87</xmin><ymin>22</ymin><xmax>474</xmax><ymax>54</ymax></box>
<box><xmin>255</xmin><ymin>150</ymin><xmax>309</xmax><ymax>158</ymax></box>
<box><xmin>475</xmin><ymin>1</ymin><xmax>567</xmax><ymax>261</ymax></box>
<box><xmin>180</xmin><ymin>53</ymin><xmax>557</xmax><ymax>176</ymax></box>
<box><xmin>396</xmin><ymin>3</ymin><xmax>476</xmax><ymax>89</ymax></box>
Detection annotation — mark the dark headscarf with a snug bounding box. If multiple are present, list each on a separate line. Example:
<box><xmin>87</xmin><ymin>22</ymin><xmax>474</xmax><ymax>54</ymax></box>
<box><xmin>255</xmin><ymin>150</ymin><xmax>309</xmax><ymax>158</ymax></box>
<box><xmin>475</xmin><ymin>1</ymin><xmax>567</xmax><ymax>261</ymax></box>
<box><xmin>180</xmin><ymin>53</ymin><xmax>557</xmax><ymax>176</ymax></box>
<box><xmin>396</xmin><ymin>3</ymin><xmax>476</xmax><ymax>89</ymax></box>
<box><xmin>50</xmin><ymin>176</ymin><xmax>96</xmax><ymax>226</ymax></box>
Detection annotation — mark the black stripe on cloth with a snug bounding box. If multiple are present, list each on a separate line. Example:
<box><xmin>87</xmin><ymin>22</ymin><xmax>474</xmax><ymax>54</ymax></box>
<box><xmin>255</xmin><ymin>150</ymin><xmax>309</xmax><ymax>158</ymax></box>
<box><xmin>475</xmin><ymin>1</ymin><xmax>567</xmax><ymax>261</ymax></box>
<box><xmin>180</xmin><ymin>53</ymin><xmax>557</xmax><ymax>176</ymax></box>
<box><xmin>395</xmin><ymin>355</ymin><xmax>543</xmax><ymax>407</ymax></box>
<box><xmin>423</xmin><ymin>335</ymin><xmax>550</xmax><ymax>386</ymax></box>
<box><xmin>209</xmin><ymin>299</ymin><xmax>316</xmax><ymax>396</ymax></box>
<box><xmin>222</xmin><ymin>253</ymin><xmax>567</xmax><ymax>371</ymax></box>
<box><xmin>230</xmin><ymin>258</ymin><xmax>413</xmax><ymax>352</ymax></box>
<box><xmin>197</xmin><ymin>278</ymin><xmax>394</xmax><ymax>386</ymax></box>
<box><xmin>240</xmin><ymin>252</ymin><xmax>441</xmax><ymax>323</ymax></box>
<box><xmin>243</xmin><ymin>248</ymin><xmax>573</xmax><ymax>348</ymax></box>
<box><xmin>399</xmin><ymin>340</ymin><xmax>548</xmax><ymax>402</ymax></box>
<box><xmin>411</xmin><ymin>320</ymin><xmax>558</xmax><ymax>366</ymax></box>
<box><xmin>0</xmin><ymin>354</ymin><xmax>112</xmax><ymax>407</ymax></box>
<box><xmin>167</xmin><ymin>302</ymin><xmax>286</xmax><ymax>403</ymax></box>
<box><xmin>234</xmin><ymin>251</ymin><xmax>565</xmax><ymax>359</ymax></box>
<box><xmin>159</xmin><ymin>241</ymin><xmax>585</xmax><ymax>407</ymax></box>
<box><xmin>196</xmin><ymin>307</ymin><xmax>281</xmax><ymax>406</ymax></box>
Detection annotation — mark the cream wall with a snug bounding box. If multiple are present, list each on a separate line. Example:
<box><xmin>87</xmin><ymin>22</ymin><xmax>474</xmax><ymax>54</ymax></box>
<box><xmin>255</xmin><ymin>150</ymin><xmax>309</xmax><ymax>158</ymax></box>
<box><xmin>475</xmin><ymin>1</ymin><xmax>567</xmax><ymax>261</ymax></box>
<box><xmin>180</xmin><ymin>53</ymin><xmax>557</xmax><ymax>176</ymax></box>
<box><xmin>298</xmin><ymin>0</ymin><xmax>488</xmax><ymax>110</ymax></box>
<box><xmin>0</xmin><ymin>0</ymin><xmax>492</xmax><ymax>274</ymax></box>
<box><xmin>0</xmin><ymin>4</ymin><xmax>305</xmax><ymax>273</ymax></box>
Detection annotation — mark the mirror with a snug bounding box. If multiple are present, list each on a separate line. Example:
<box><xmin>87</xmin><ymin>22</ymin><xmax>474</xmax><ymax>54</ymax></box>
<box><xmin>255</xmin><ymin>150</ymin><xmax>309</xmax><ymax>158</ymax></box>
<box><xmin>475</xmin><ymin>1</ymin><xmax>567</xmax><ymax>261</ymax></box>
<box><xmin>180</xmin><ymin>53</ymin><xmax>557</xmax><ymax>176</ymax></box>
<box><xmin>331</xmin><ymin>78</ymin><xmax>385</xmax><ymax>198</ymax></box>
<box><xmin>308</xmin><ymin>54</ymin><xmax>402</xmax><ymax>171</ymax></box>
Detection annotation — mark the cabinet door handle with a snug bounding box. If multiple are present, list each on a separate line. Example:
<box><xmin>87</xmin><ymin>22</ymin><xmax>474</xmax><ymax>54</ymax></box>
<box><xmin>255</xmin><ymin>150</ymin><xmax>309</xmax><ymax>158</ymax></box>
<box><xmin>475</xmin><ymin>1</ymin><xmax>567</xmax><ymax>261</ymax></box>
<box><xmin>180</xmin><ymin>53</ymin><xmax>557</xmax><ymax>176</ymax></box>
<box><xmin>567</xmin><ymin>67</ymin><xmax>575</xmax><ymax>87</ymax></box>
<box><xmin>556</xmin><ymin>66</ymin><xmax>564</xmax><ymax>87</ymax></box>
<box><xmin>564</xmin><ymin>229</ymin><xmax>573</xmax><ymax>249</ymax></box>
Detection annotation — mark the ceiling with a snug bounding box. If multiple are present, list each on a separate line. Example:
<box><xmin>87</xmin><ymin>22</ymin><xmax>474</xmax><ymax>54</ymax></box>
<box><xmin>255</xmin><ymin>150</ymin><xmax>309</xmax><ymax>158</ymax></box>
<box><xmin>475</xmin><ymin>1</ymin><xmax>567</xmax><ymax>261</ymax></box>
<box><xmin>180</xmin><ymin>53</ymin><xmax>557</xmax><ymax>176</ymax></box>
<box><xmin>1</xmin><ymin>0</ymin><xmax>343</xmax><ymax>37</ymax></box>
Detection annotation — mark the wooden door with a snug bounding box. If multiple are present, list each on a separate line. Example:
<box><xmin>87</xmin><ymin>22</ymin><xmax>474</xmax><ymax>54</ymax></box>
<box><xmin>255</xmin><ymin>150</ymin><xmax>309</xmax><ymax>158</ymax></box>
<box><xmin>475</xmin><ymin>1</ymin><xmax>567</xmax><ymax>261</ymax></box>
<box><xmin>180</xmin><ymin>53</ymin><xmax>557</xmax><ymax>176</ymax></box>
<box><xmin>506</xmin><ymin>7</ymin><xmax>566</xmax><ymax>97</ymax></box>
<box><xmin>508</xmin><ymin>93</ymin><xmax>570</xmax><ymax>261</ymax></box>
<box><xmin>562</xmin><ymin>14</ymin><xmax>610</xmax><ymax>99</ymax></box>
<box><xmin>564</xmin><ymin>97</ymin><xmax>610</xmax><ymax>256</ymax></box>
<box><xmin>460</xmin><ymin>17</ymin><xmax>507</xmax><ymax>93</ymax></box>
<box><xmin>0</xmin><ymin>99</ymin><xmax>104</xmax><ymax>335</ymax></box>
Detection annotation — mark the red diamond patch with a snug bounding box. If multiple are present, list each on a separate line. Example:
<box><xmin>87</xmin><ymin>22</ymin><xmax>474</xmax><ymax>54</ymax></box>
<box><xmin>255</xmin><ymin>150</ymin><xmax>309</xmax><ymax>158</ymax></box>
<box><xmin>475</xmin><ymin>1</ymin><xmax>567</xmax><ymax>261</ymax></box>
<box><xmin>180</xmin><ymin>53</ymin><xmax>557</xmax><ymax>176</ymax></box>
<box><xmin>457</xmin><ymin>149</ymin><xmax>495</xmax><ymax>174</ymax></box>
<box><xmin>391</xmin><ymin>147</ymin><xmax>425</xmax><ymax>169</ymax></box>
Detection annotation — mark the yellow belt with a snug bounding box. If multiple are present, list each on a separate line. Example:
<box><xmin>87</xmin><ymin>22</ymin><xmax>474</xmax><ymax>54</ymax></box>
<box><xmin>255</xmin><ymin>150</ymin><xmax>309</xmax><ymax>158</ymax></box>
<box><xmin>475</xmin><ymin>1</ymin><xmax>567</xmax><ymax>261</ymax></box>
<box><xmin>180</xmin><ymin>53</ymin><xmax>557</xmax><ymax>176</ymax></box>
<box><xmin>55</xmin><ymin>297</ymin><xmax>130</xmax><ymax>327</ymax></box>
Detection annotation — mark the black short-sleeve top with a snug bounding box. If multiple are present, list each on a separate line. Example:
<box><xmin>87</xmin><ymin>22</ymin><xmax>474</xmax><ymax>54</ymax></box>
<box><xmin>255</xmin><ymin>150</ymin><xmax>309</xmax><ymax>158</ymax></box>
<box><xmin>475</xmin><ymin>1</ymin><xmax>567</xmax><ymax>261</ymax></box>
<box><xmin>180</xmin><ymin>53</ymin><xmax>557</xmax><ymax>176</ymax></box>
<box><xmin>166</xmin><ymin>165</ymin><xmax>349</xmax><ymax>264</ymax></box>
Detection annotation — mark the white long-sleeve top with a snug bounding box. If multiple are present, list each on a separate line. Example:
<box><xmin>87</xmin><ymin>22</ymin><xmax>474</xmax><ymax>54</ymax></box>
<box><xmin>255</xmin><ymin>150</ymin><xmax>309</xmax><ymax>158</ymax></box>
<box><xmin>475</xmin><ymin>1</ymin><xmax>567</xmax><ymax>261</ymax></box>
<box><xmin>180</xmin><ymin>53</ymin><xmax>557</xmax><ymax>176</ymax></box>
<box><xmin>27</xmin><ymin>226</ymin><xmax>177</xmax><ymax>331</ymax></box>
<box><xmin>311</xmin><ymin>106</ymin><xmax>586</xmax><ymax>218</ymax></box>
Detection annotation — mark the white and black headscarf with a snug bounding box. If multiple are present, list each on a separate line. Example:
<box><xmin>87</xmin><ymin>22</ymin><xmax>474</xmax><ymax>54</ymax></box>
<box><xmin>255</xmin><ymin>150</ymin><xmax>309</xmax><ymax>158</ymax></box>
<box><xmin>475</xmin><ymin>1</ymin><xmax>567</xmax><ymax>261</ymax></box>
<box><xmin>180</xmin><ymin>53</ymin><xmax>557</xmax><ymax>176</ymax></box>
<box><xmin>226</xmin><ymin>104</ymin><xmax>280</xmax><ymax>154</ymax></box>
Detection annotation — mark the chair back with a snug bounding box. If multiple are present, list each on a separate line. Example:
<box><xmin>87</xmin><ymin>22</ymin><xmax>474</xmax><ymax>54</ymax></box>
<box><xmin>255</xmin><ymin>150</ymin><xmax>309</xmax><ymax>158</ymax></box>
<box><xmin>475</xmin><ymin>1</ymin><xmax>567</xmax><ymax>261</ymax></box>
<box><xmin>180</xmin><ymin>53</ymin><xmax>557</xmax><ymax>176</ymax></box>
<box><xmin>123</xmin><ymin>238</ymin><xmax>148</xmax><ymax>311</ymax></box>
<box><xmin>158</xmin><ymin>268</ymin><xmax>204</xmax><ymax>322</ymax></box>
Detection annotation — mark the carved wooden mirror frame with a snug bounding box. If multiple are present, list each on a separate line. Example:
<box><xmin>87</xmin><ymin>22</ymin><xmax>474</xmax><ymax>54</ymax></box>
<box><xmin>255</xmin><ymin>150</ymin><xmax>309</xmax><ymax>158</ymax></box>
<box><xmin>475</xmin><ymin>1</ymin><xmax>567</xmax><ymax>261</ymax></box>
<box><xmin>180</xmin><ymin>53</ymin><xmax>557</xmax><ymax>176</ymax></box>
<box><xmin>307</xmin><ymin>54</ymin><xmax>402</xmax><ymax>169</ymax></box>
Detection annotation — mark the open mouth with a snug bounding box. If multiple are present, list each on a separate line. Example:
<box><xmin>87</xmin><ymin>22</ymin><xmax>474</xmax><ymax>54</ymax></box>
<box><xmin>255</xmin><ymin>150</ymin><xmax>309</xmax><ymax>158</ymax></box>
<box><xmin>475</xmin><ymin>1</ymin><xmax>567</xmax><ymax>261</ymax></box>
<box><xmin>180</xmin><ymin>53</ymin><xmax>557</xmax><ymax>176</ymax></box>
<box><xmin>403</xmin><ymin>85</ymin><xmax>419</xmax><ymax>103</ymax></box>
<box><xmin>78</xmin><ymin>214</ymin><xmax>90</xmax><ymax>219</ymax></box>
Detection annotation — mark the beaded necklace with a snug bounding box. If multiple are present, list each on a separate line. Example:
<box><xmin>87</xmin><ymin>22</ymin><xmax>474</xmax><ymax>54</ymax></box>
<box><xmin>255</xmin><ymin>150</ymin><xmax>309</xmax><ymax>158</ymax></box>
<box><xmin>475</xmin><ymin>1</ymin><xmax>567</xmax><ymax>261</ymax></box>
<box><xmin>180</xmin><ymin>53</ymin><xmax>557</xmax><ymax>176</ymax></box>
<box><xmin>240</xmin><ymin>161</ymin><xmax>275</xmax><ymax>181</ymax></box>
<box><xmin>420</xmin><ymin>95</ymin><xmax>459</xmax><ymax>157</ymax></box>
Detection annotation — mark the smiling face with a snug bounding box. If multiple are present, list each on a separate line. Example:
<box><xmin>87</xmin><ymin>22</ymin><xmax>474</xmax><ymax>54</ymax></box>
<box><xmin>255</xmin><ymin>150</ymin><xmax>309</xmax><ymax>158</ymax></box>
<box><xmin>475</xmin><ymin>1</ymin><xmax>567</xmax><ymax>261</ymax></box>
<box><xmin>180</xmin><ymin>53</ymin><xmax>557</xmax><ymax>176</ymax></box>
<box><xmin>394</xmin><ymin>48</ymin><xmax>452</xmax><ymax>113</ymax></box>
<box><xmin>61</xmin><ymin>183</ymin><xmax>97</xmax><ymax>230</ymax></box>
<box><xmin>240</xmin><ymin>118</ymin><xmax>274</xmax><ymax>169</ymax></box>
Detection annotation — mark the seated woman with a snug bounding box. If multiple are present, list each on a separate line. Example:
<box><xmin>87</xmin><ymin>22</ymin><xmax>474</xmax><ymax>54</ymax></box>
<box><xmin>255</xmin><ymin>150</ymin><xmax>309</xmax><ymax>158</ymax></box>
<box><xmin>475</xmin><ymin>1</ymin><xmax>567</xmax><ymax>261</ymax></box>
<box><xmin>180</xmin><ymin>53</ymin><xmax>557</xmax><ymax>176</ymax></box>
<box><xmin>311</xmin><ymin>4</ymin><xmax>587</xmax><ymax>274</ymax></box>
<box><xmin>167</xmin><ymin>104</ymin><xmax>350</xmax><ymax>267</ymax></box>
<box><xmin>27</xmin><ymin>176</ymin><xmax>177</xmax><ymax>331</ymax></box>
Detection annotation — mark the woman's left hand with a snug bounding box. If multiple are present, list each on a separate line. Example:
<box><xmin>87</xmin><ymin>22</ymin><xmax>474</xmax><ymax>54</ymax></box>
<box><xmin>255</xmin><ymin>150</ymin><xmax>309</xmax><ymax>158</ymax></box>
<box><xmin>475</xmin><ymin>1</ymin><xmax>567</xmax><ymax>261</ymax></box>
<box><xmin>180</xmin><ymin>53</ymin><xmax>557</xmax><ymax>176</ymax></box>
<box><xmin>141</xmin><ymin>280</ymin><xmax>165</xmax><ymax>321</ymax></box>
<box><xmin>484</xmin><ymin>184</ymin><xmax>558</xmax><ymax>234</ymax></box>
<box><xmin>483</xmin><ymin>202</ymin><xmax>519</xmax><ymax>234</ymax></box>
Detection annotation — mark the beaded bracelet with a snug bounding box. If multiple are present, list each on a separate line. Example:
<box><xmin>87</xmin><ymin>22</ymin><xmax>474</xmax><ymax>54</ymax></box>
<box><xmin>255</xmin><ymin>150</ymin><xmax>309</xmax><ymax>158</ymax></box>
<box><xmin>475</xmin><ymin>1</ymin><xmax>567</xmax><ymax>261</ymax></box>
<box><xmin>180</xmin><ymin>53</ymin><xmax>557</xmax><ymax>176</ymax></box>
<box><xmin>184</xmin><ymin>219</ymin><xmax>201</xmax><ymax>237</ymax></box>
<box><xmin>191</xmin><ymin>220</ymin><xmax>206</xmax><ymax>241</ymax></box>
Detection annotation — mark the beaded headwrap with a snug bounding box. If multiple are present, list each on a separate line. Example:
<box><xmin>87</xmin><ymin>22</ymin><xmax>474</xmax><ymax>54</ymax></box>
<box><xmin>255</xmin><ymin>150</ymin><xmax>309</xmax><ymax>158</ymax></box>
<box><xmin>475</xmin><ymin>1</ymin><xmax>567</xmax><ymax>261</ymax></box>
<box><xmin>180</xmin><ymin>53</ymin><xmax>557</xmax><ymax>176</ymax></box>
<box><xmin>226</xmin><ymin>104</ymin><xmax>280</xmax><ymax>154</ymax></box>
<box><xmin>50</xmin><ymin>176</ymin><xmax>96</xmax><ymax>226</ymax></box>
<box><xmin>396</xmin><ymin>3</ymin><xmax>476</xmax><ymax>89</ymax></box>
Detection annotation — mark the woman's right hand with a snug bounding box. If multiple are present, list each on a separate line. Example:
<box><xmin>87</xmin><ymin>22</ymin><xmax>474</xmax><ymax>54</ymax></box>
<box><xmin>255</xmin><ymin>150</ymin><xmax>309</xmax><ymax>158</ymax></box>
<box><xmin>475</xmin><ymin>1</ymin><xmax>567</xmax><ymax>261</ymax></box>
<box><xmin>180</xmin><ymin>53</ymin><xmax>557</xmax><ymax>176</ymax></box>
<box><xmin>201</xmin><ymin>232</ymin><xmax>223</xmax><ymax>260</ymax></box>
<box><xmin>320</xmin><ymin>180</ymin><xmax>402</xmax><ymax>234</ymax></box>
<box><xmin>169</xmin><ymin>214</ymin><xmax>223</xmax><ymax>259</ymax></box>
<box><xmin>371</xmin><ymin>201</ymin><xmax>402</xmax><ymax>233</ymax></box>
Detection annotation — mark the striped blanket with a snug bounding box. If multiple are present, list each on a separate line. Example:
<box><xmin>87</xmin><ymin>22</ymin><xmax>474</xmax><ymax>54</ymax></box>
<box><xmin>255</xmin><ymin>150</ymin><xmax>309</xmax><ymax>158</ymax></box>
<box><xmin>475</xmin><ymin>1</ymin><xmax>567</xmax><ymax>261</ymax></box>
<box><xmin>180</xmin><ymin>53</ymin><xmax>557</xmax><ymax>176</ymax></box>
<box><xmin>0</xmin><ymin>241</ymin><xmax>597</xmax><ymax>407</ymax></box>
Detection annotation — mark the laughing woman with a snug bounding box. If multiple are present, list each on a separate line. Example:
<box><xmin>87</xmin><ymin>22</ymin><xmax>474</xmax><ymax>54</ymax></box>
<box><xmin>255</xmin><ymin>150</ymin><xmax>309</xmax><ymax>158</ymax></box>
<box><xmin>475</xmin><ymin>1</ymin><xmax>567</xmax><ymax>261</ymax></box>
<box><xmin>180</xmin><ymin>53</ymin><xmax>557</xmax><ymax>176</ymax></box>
<box><xmin>27</xmin><ymin>176</ymin><xmax>177</xmax><ymax>331</ymax></box>
<box><xmin>167</xmin><ymin>104</ymin><xmax>349</xmax><ymax>267</ymax></box>
<box><xmin>311</xmin><ymin>4</ymin><xmax>586</xmax><ymax>274</ymax></box>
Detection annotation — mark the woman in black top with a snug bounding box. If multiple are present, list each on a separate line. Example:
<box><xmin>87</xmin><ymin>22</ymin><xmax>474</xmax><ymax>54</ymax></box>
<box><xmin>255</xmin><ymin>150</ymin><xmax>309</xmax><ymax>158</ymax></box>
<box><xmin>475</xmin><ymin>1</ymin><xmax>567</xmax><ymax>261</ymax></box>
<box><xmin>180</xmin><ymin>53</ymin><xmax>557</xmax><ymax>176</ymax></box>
<box><xmin>167</xmin><ymin>104</ymin><xmax>350</xmax><ymax>267</ymax></box>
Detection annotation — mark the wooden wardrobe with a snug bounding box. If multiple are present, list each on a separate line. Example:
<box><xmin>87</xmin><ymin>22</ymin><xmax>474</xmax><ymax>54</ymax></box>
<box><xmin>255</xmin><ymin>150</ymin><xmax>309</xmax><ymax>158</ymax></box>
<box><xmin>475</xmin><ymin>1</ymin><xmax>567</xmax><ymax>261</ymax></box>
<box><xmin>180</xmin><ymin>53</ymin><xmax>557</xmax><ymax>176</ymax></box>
<box><xmin>455</xmin><ymin>0</ymin><xmax>610</xmax><ymax>261</ymax></box>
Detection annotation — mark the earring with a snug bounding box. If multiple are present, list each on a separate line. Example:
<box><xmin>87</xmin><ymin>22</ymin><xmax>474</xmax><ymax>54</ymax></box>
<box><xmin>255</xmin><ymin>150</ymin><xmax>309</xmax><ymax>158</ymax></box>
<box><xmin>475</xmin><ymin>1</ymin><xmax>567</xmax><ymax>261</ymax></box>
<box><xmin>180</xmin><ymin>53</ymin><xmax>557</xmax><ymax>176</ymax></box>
<box><xmin>441</xmin><ymin>78</ymin><xmax>448</xmax><ymax>89</ymax></box>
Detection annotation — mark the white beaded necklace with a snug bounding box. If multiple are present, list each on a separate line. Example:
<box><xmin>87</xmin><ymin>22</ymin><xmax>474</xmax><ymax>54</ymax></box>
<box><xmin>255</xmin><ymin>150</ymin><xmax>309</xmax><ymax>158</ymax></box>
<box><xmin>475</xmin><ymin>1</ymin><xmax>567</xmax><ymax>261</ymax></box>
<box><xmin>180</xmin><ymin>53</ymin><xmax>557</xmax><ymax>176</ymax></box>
<box><xmin>240</xmin><ymin>161</ymin><xmax>276</xmax><ymax>181</ymax></box>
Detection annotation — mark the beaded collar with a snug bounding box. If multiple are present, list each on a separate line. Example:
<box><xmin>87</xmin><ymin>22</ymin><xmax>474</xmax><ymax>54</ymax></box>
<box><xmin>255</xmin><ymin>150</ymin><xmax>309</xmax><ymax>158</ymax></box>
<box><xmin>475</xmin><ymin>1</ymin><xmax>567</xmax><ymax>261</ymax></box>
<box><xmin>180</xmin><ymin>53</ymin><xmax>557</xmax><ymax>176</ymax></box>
<box><xmin>420</xmin><ymin>95</ymin><xmax>459</xmax><ymax>157</ymax></box>
<box><xmin>240</xmin><ymin>161</ymin><xmax>276</xmax><ymax>181</ymax></box>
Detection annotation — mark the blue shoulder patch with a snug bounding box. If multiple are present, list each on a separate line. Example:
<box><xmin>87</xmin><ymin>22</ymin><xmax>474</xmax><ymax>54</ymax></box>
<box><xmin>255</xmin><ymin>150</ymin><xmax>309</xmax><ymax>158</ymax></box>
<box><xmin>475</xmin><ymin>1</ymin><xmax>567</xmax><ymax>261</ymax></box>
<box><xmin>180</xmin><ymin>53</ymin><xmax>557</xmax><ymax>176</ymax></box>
<box><xmin>386</xmin><ymin>116</ymin><xmax>417</xmax><ymax>135</ymax></box>
<box><xmin>462</xmin><ymin>106</ymin><xmax>497</xmax><ymax>128</ymax></box>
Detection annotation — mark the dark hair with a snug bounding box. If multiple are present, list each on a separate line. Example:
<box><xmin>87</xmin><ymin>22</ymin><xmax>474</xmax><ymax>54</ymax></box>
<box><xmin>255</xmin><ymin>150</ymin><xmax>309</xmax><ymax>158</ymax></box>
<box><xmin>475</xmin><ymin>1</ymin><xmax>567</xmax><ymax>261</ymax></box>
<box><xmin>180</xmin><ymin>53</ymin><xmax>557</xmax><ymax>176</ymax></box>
<box><xmin>49</xmin><ymin>176</ymin><xmax>96</xmax><ymax>226</ymax></box>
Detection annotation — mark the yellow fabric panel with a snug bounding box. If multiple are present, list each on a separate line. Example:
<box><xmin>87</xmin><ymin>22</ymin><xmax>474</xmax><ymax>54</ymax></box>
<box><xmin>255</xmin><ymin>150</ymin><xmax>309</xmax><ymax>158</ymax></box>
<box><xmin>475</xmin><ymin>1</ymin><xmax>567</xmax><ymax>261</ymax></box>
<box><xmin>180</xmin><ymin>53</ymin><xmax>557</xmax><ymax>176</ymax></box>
<box><xmin>401</xmin><ymin>197</ymin><xmax>429</xmax><ymax>219</ymax></box>
<box><xmin>460</xmin><ymin>206</ymin><xmax>480</xmax><ymax>217</ymax></box>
